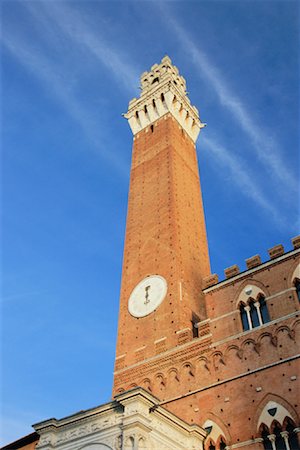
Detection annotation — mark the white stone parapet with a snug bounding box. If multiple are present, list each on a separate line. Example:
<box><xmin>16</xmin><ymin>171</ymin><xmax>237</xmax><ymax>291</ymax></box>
<box><xmin>124</xmin><ymin>56</ymin><xmax>206</xmax><ymax>143</ymax></box>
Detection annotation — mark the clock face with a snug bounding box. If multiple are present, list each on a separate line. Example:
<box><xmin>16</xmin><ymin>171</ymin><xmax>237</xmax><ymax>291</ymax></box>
<box><xmin>128</xmin><ymin>275</ymin><xmax>168</xmax><ymax>318</ymax></box>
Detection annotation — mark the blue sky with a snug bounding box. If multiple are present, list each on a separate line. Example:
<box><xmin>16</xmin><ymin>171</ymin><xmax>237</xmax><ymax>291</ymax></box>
<box><xmin>1</xmin><ymin>0</ymin><xmax>299</xmax><ymax>445</ymax></box>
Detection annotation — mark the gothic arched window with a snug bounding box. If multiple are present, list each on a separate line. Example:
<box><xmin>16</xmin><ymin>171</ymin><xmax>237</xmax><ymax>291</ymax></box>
<box><xmin>239</xmin><ymin>295</ymin><xmax>270</xmax><ymax>331</ymax></box>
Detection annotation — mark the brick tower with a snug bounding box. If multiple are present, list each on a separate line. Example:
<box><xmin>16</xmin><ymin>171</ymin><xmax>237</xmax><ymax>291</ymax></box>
<box><xmin>114</xmin><ymin>56</ymin><xmax>210</xmax><ymax>379</ymax></box>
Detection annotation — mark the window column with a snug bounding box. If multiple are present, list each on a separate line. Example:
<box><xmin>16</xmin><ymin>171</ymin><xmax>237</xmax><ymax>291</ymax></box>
<box><xmin>267</xmin><ymin>434</ymin><xmax>277</xmax><ymax>450</ymax></box>
<box><xmin>254</xmin><ymin>301</ymin><xmax>263</xmax><ymax>326</ymax></box>
<box><xmin>280</xmin><ymin>431</ymin><xmax>290</xmax><ymax>450</ymax></box>
<box><xmin>245</xmin><ymin>305</ymin><xmax>253</xmax><ymax>330</ymax></box>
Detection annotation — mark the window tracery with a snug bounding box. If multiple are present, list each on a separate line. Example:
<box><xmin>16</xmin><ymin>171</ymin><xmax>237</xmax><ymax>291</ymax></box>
<box><xmin>261</xmin><ymin>419</ymin><xmax>299</xmax><ymax>450</ymax></box>
<box><xmin>239</xmin><ymin>294</ymin><xmax>270</xmax><ymax>331</ymax></box>
<box><xmin>258</xmin><ymin>401</ymin><xmax>299</xmax><ymax>450</ymax></box>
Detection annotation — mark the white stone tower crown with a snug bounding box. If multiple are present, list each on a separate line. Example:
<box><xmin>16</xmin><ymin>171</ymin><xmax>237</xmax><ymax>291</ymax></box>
<box><xmin>124</xmin><ymin>56</ymin><xmax>206</xmax><ymax>143</ymax></box>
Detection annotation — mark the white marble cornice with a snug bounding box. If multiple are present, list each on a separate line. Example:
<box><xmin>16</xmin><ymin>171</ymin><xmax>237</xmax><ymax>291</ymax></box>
<box><xmin>124</xmin><ymin>56</ymin><xmax>206</xmax><ymax>143</ymax></box>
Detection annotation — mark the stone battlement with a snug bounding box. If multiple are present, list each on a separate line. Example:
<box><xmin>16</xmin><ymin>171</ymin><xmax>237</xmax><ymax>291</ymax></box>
<box><xmin>124</xmin><ymin>56</ymin><xmax>206</xmax><ymax>142</ymax></box>
<box><xmin>203</xmin><ymin>235</ymin><xmax>300</xmax><ymax>289</ymax></box>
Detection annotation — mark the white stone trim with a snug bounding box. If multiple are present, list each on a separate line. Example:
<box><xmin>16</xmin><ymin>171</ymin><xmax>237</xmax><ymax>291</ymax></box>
<box><xmin>124</xmin><ymin>56</ymin><xmax>205</xmax><ymax>143</ymax></box>
<box><xmin>211</xmin><ymin>310</ymin><xmax>299</xmax><ymax>348</ymax></box>
<box><xmin>227</xmin><ymin>438</ymin><xmax>263</xmax><ymax>448</ymax></box>
<box><xmin>114</xmin><ymin>311</ymin><xmax>298</xmax><ymax>375</ymax></box>
<box><xmin>209</xmin><ymin>287</ymin><xmax>297</xmax><ymax>324</ymax></box>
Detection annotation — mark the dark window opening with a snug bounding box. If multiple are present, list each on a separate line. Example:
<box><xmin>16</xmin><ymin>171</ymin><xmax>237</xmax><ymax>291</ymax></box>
<box><xmin>240</xmin><ymin>304</ymin><xmax>249</xmax><ymax>331</ymax></box>
<box><xmin>150</xmin><ymin>125</ymin><xmax>154</xmax><ymax>133</ymax></box>
<box><xmin>152</xmin><ymin>77</ymin><xmax>159</xmax><ymax>84</ymax></box>
<box><xmin>249</xmin><ymin>300</ymin><xmax>259</xmax><ymax>327</ymax></box>
<box><xmin>259</xmin><ymin>296</ymin><xmax>270</xmax><ymax>323</ymax></box>
<box><xmin>219</xmin><ymin>439</ymin><xmax>226</xmax><ymax>450</ymax></box>
<box><xmin>192</xmin><ymin>313</ymin><xmax>199</xmax><ymax>338</ymax></box>
<box><xmin>295</xmin><ymin>280</ymin><xmax>300</xmax><ymax>301</ymax></box>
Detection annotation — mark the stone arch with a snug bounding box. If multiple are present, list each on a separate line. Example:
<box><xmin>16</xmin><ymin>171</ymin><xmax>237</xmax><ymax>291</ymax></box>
<box><xmin>202</xmin><ymin>415</ymin><xmax>231</xmax><ymax>446</ymax></box>
<box><xmin>288</xmin><ymin>260</ymin><xmax>300</xmax><ymax>286</ymax></box>
<box><xmin>255</xmin><ymin>393</ymin><xmax>299</xmax><ymax>433</ymax></box>
<box><xmin>141</xmin><ymin>378</ymin><xmax>152</xmax><ymax>392</ymax></box>
<box><xmin>257</xmin><ymin>331</ymin><xmax>273</xmax><ymax>345</ymax></box>
<box><xmin>211</xmin><ymin>351</ymin><xmax>225</xmax><ymax>371</ymax></box>
<box><xmin>292</xmin><ymin>317</ymin><xmax>300</xmax><ymax>342</ymax></box>
<box><xmin>291</xmin><ymin>317</ymin><xmax>300</xmax><ymax>329</ymax></box>
<box><xmin>257</xmin><ymin>332</ymin><xmax>275</xmax><ymax>364</ymax></box>
<box><xmin>154</xmin><ymin>372</ymin><xmax>166</xmax><ymax>390</ymax></box>
<box><xmin>223</xmin><ymin>345</ymin><xmax>242</xmax><ymax>375</ymax></box>
<box><xmin>79</xmin><ymin>444</ymin><xmax>113</xmax><ymax>450</ymax></box>
<box><xmin>196</xmin><ymin>356</ymin><xmax>211</xmax><ymax>371</ymax></box>
<box><xmin>181</xmin><ymin>361</ymin><xmax>195</xmax><ymax>377</ymax></box>
<box><xmin>234</xmin><ymin>280</ymin><xmax>270</xmax><ymax>308</ymax></box>
<box><xmin>282</xmin><ymin>415</ymin><xmax>299</xmax><ymax>430</ymax></box>
<box><xmin>124</xmin><ymin>436</ymin><xmax>135</xmax><ymax>450</ymax></box>
<box><xmin>242</xmin><ymin>338</ymin><xmax>258</xmax><ymax>352</ymax></box>
<box><xmin>167</xmin><ymin>367</ymin><xmax>180</xmax><ymax>382</ymax></box>
<box><xmin>138</xmin><ymin>435</ymin><xmax>147</xmax><ymax>449</ymax></box>
<box><xmin>241</xmin><ymin>338</ymin><xmax>260</xmax><ymax>368</ymax></box>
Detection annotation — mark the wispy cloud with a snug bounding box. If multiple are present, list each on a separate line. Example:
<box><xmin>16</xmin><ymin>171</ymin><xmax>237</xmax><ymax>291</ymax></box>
<box><xmin>1</xmin><ymin>2</ymin><xmax>140</xmax><ymax>176</ymax></box>
<box><xmin>201</xmin><ymin>135</ymin><xmax>288</xmax><ymax>230</ymax></box>
<box><xmin>0</xmin><ymin>291</ymin><xmax>46</xmax><ymax>303</ymax></box>
<box><xmin>24</xmin><ymin>1</ymin><xmax>140</xmax><ymax>93</ymax></box>
<box><xmin>159</xmin><ymin>4</ymin><xmax>298</xmax><ymax>195</ymax></box>
<box><xmin>3</xmin><ymin>34</ymin><xmax>126</xmax><ymax>175</ymax></box>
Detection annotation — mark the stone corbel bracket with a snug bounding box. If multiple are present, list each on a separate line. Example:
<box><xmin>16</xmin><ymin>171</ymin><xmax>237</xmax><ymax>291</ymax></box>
<box><xmin>124</xmin><ymin>56</ymin><xmax>206</xmax><ymax>143</ymax></box>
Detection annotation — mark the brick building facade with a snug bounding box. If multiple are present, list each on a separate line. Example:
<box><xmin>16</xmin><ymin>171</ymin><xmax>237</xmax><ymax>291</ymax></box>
<box><xmin>3</xmin><ymin>57</ymin><xmax>299</xmax><ymax>450</ymax></box>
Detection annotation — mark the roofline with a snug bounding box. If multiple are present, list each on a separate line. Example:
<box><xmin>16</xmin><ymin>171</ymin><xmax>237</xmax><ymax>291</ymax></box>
<box><xmin>203</xmin><ymin>248</ymin><xmax>300</xmax><ymax>293</ymax></box>
<box><xmin>1</xmin><ymin>432</ymin><xmax>39</xmax><ymax>449</ymax></box>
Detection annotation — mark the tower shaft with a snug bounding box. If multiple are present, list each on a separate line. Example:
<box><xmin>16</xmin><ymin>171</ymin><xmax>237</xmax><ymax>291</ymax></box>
<box><xmin>114</xmin><ymin>57</ymin><xmax>210</xmax><ymax>386</ymax></box>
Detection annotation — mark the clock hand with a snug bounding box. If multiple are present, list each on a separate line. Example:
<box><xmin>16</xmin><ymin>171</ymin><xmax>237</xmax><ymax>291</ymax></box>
<box><xmin>144</xmin><ymin>285</ymin><xmax>151</xmax><ymax>304</ymax></box>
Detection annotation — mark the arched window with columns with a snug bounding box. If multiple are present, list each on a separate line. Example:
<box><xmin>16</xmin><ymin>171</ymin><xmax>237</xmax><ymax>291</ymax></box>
<box><xmin>258</xmin><ymin>401</ymin><xmax>299</xmax><ymax>450</ymax></box>
<box><xmin>237</xmin><ymin>285</ymin><xmax>270</xmax><ymax>331</ymax></box>
<box><xmin>203</xmin><ymin>420</ymin><xmax>228</xmax><ymax>450</ymax></box>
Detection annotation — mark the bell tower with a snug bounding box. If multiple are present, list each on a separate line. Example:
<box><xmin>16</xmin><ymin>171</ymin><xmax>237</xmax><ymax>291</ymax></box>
<box><xmin>114</xmin><ymin>56</ymin><xmax>210</xmax><ymax>389</ymax></box>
